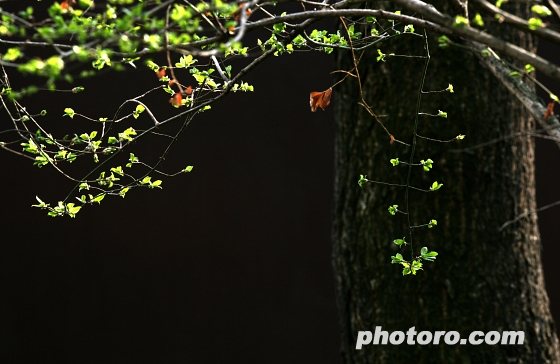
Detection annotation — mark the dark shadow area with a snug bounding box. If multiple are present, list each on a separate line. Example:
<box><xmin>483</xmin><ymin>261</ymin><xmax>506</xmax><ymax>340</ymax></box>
<box><xmin>0</xmin><ymin>20</ymin><xmax>342</xmax><ymax>363</ymax></box>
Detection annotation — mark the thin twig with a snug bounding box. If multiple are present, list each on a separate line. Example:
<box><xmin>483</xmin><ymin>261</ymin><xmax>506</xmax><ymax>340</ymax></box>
<box><xmin>405</xmin><ymin>25</ymin><xmax>431</xmax><ymax>262</ymax></box>
<box><xmin>499</xmin><ymin>200</ymin><xmax>560</xmax><ymax>231</ymax></box>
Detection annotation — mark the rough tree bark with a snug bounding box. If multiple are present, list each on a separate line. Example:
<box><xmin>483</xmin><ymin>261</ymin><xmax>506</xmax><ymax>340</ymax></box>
<box><xmin>332</xmin><ymin>1</ymin><xmax>560</xmax><ymax>362</ymax></box>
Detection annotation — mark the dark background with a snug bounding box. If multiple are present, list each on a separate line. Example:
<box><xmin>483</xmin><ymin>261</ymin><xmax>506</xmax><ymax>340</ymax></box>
<box><xmin>1</xmin><ymin>3</ymin><xmax>560</xmax><ymax>363</ymax></box>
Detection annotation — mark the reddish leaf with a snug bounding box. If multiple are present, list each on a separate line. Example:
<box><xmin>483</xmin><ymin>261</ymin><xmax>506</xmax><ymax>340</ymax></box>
<box><xmin>156</xmin><ymin>68</ymin><xmax>166</xmax><ymax>79</ymax></box>
<box><xmin>169</xmin><ymin>93</ymin><xmax>183</xmax><ymax>107</ymax></box>
<box><xmin>61</xmin><ymin>0</ymin><xmax>76</xmax><ymax>9</ymax></box>
<box><xmin>309</xmin><ymin>88</ymin><xmax>332</xmax><ymax>112</ymax></box>
<box><xmin>185</xmin><ymin>86</ymin><xmax>193</xmax><ymax>95</ymax></box>
<box><xmin>544</xmin><ymin>101</ymin><xmax>555</xmax><ymax>119</ymax></box>
<box><xmin>233</xmin><ymin>3</ymin><xmax>252</xmax><ymax>22</ymax></box>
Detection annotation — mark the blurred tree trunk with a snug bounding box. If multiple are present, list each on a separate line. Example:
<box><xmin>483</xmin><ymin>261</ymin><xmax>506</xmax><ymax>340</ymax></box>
<box><xmin>332</xmin><ymin>1</ymin><xmax>560</xmax><ymax>362</ymax></box>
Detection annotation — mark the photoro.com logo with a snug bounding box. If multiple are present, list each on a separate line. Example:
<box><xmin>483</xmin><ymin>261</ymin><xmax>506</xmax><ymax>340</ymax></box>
<box><xmin>356</xmin><ymin>327</ymin><xmax>525</xmax><ymax>349</ymax></box>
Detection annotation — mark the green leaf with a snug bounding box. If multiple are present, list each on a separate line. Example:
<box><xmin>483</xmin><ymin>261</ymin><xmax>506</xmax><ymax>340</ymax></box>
<box><xmin>391</xmin><ymin>253</ymin><xmax>404</xmax><ymax>264</ymax></box>
<box><xmin>438</xmin><ymin>35</ymin><xmax>451</xmax><ymax>48</ymax></box>
<box><xmin>393</xmin><ymin>237</ymin><xmax>406</xmax><ymax>246</ymax></box>
<box><xmin>358</xmin><ymin>174</ymin><xmax>367</xmax><ymax>187</ymax></box>
<box><xmin>457</xmin><ymin>134</ymin><xmax>465</xmax><ymax>140</ymax></box>
<box><xmin>273</xmin><ymin>22</ymin><xmax>286</xmax><ymax>34</ymax></box>
<box><xmin>376</xmin><ymin>49</ymin><xmax>386</xmax><ymax>62</ymax></box>
<box><xmin>528</xmin><ymin>17</ymin><xmax>543</xmax><ymax>30</ymax></box>
<box><xmin>119</xmin><ymin>127</ymin><xmax>136</xmax><ymax>141</ymax></box>
<box><xmin>388</xmin><ymin>205</ymin><xmax>398</xmax><ymax>215</ymax></box>
<box><xmin>410</xmin><ymin>260</ymin><xmax>423</xmax><ymax>274</ymax></box>
<box><xmin>495</xmin><ymin>0</ymin><xmax>507</xmax><ymax>8</ymax></box>
<box><xmin>91</xmin><ymin>194</ymin><xmax>105</xmax><ymax>204</ymax></box>
<box><xmin>447</xmin><ymin>84</ymin><xmax>454</xmax><ymax>93</ymax></box>
<box><xmin>67</xmin><ymin>204</ymin><xmax>82</xmax><ymax>216</ymax></box>
<box><xmin>531</xmin><ymin>5</ymin><xmax>552</xmax><ymax>16</ymax></box>
<box><xmin>111</xmin><ymin>166</ymin><xmax>124</xmax><ymax>176</ymax></box>
<box><xmin>390</xmin><ymin>158</ymin><xmax>399</xmax><ymax>166</ymax></box>
<box><xmin>438</xmin><ymin>110</ymin><xmax>448</xmax><ymax>118</ymax></box>
<box><xmin>421</xmin><ymin>158</ymin><xmax>433</xmax><ymax>171</ymax></box>
<box><xmin>176</xmin><ymin>54</ymin><xmax>197</xmax><ymax>68</ymax></box>
<box><xmin>126</xmin><ymin>153</ymin><xmax>139</xmax><ymax>167</ymax></box>
<box><xmin>183</xmin><ymin>166</ymin><xmax>194</xmax><ymax>172</ymax></box>
<box><xmin>430</xmin><ymin>181</ymin><xmax>443</xmax><ymax>191</ymax></box>
<box><xmin>150</xmin><ymin>180</ymin><xmax>162</xmax><ymax>188</ymax></box>
<box><xmin>428</xmin><ymin>219</ymin><xmax>437</xmax><ymax>228</ymax></box>
<box><xmin>119</xmin><ymin>187</ymin><xmax>130</xmax><ymax>198</ymax></box>
<box><xmin>2</xmin><ymin>47</ymin><xmax>21</xmax><ymax>62</ymax></box>
<box><xmin>31</xmin><ymin>196</ymin><xmax>49</xmax><ymax>208</ymax></box>
<box><xmin>421</xmin><ymin>247</ymin><xmax>438</xmax><ymax>262</ymax></box>
<box><xmin>472</xmin><ymin>13</ymin><xmax>484</xmax><ymax>27</ymax></box>
<box><xmin>92</xmin><ymin>51</ymin><xmax>111</xmax><ymax>70</ymax></box>
<box><xmin>525</xmin><ymin>64</ymin><xmax>535</xmax><ymax>73</ymax></box>
<box><xmin>64</xmin><ymin>108</ymin><xmax>75</xmax><ymax>119</ymax></box>
<box><xmin>453</xmin><ymin>15</ymin><xmax>468</xmax><ymax>27</ymax></box>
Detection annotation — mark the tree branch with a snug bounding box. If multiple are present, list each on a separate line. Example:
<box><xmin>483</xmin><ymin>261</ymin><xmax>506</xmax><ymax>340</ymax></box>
<box><xmin>544</xmin><ymin>0</ymin><xmax>560</xmax><ymax>26</ymax></box>
<box><xmin>471</xmin><ymin>0</ymin><xmax>560</xmax><ymax>45</ymax></box>
<box><xmin>468</xmin><ymin>40</ymin><xmax>560</xmax><ymax>151</ymax></box>
<box><xmin>391</xmin><ymin>0</ymin><xmax>560</xmax><ymax>83</ymax></box>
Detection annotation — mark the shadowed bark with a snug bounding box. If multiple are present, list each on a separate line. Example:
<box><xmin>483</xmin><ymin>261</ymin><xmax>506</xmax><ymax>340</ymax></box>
<box><xmin>332</xmin><ymin>1</ymin><xmax>560</xmax><ymax>362</ymax></box>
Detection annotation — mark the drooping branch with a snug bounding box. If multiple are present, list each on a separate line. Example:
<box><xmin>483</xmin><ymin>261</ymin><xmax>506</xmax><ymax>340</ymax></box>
<box><xmin>467</xmin><ymin>40</ymin><xmax>560</xmax><ymax>150</ymax></box>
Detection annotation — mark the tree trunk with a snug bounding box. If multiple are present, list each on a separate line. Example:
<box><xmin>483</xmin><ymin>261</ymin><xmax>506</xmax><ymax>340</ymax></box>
<box><xmin>332</xmin><ymin>2</ymin><xmax>560</xmax><ymax>362</ymax></box>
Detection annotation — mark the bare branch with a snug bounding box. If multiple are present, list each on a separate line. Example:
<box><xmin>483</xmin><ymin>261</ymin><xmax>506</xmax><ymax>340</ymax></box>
<box><xmin>544</xmin><ymin>0</ymin><xmax>560</xmax><ymax>25</ymax></box>
<box><xmin>499</xmin><ymin>199</ymin><xmax>560</xmax><ymax>231</ymax></box>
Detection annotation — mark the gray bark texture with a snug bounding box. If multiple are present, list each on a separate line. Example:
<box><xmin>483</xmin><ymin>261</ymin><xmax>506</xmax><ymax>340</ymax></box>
<box><xmin>331</xmin><ymin>1</ymin><xmax>560</xmax><ymax>362</ymax></box>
